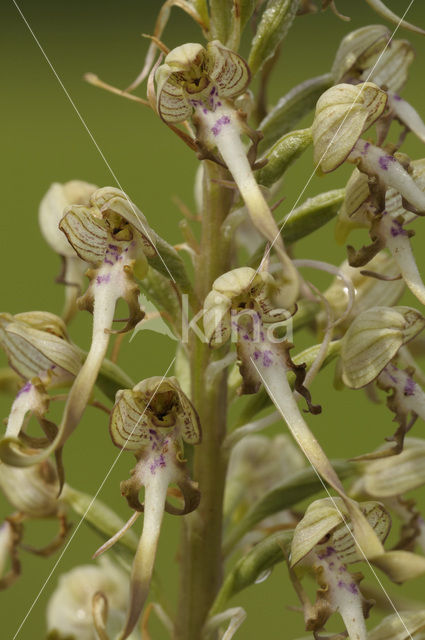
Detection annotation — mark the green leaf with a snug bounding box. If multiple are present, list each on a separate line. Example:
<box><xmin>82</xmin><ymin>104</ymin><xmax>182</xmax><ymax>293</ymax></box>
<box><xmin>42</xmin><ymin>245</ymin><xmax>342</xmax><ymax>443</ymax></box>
<box><xmin>248</xmin><ymin>0</ymin><xmax>299</xmax><ymax>76</ymax></box>
<box><xmin>281</xmin><ymin>188</ymin><xmax>345</xmax><ymax>244</ymax></box>
<box><xmin>212</xmin><ymin>530</ymin><xmax>293</xmax><ymax>614</ymax></box>
<box><xmin>62</xmin><ymin>485</ymin><xmax>139</xmax><ymax>556</ymax></box>
<box><xmin>223</xmin><ymin>460</ymin><xmax>355</xmax><ymax>554</ymax></box>
<box><xmin>148</xmin><ymin>235</ymin><xmax>193</xmax><ymax>293</ymax></box>
<box><xmin>239</xmin><ymin>0</ymin><xmax>256</xmax><ymax>30</ymax></box>
<box><xmin>260</xmin><ymin>73</ymin><xmax>333</xmax><ymax>149</ymax></box>
<box><xmin>256</xmin><ymin>128</ymin><xmax>312</xmax><ymax>188</ymax></box>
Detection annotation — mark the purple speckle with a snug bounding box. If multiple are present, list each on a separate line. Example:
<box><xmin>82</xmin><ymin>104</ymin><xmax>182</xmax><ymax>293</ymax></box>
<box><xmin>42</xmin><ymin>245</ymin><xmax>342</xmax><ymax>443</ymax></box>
<box><xmin>361</xmin><ymin>142</ymin><xmax>370</xmax><ymax>156</ymax></box>
<box><xmin>253</xmin><ymin>350</ymin><xmax>261</xmax><ymax>361</ymax></box>
<box><xmin>211</xmin><ymin>115</ymin><xmax>231</xmax><ymax>136</ymax></box>
<box><xmin>337</xmin><ymin>580</ymin><xmax>359</xmax><ymax>595</ymax></box>
<box><xmin>404</xmin><ymin>376</ymin><xmax>416</xmax><ymax>396</ymax></box>
<box><xmin>393</xmin><ymin>93</ymin><xmax>403</xmax><ymax>101</ymax></box>
<box><xmin>17</xmin><ymin>381</ymin><xmax>32</xmax><ymax>397</ymax></box>
<box><xmin>390</xmin><ymin>220</ymin><xmax>408</xmax><ymax>237</ymax></box>
<box><xmin>96</xmin><ymin>273</ymin><xmax>111</xmax><ymax>285</ymax></box>
<box><xmin>262</xmin><ymin>350</ymin><xmax>273</xmax><ymax>367</ymax></box>
<box><xmin>379</xmin><ymin>155</ymin><xmax>396</xmax><ymax>171</ymax></box>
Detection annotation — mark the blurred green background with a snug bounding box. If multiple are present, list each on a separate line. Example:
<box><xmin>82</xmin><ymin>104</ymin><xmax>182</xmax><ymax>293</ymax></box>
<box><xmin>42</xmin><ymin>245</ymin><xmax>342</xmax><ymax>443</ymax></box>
<box><xmin>2</xmin><ymin>0</ymin><xmax>425</xmax><ymax>638</ymax></box>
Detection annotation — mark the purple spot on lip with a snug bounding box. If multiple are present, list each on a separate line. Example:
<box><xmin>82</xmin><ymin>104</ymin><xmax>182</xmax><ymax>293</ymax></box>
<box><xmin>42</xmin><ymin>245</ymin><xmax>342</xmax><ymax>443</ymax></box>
<box><xmin>390</xmin><ymin>220</ymin><xmax>408</xmax><ymax>237</ymax></box>
<box><xmin>96</xmin><ymin>273</ymin><xmax>111</xmax><ymax>285</ymax></box>
<box><xmin>337</xmin><ymin>580</ymin><xmax>359</xmax><ymax>594</ymax></box>
<box><xmin>379</xmin><ymin>155</ymin><xmax>396</xmax><ymax>171</ymax></box>
<box><xmin>393</xmin><ymin>93</ymin><xmax>403</xmax><ymax>101</ymax></box>
<box><xmin>263</xmin><ymin>350</ymin><xmax>273</xmax><ymax>367</ymax></box>
<box><xmin>404</xmin><ymin>377</ymin><xmax>416</xmax><ymax>396</ymax></box>
<box><xmin>17</xmin><ymin>381</ymin><xmax>32</xmax><ymax>397</ymax></box>
<box><xmin>211</xmin><ymin>115</ymin><xmax>231</xmax><ymax>136</ymax></box>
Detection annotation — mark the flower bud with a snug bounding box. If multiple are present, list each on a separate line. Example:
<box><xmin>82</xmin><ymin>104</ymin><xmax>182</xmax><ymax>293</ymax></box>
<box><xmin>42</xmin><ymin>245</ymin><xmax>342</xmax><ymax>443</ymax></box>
<box><xmin>0</xmin><ymin>459</ymin><xmax>59</xmax><ymax>518</ymax></box>
<box><xmin>354</xmin><ymin>438</ymin><xmax>425</xmax><ymax>498</ymax></box>
<box><xmin>0</xmin><ymin>312</ymin><xmax>82</xmax><ymax>384</ymax></box>
<box><xmin>341</xmin><ymin>306</ymin><xmax>425</xmax><ymax>389</ymax></box>
<box><xmin>47</xmin><ymin>560</ymin><xmax>130</xmax><ymax>640</ymax></box>
<box><xmin>39</xmin><ymin>180</ymin><xmax>98</xmax><ymax>258</ymax></box>
<box><xmin>322</xmin><ymin>253</ymin><xmax>404</xmax><ymax>332</ymax></box>
<box><xmin>312</xmin><ymin>82</ymin><xmax>387</xmax><ymax>173</ymax></box>
<box><xmin>331</xmin><ymin>24</ymin><xmax>391</xmax><ymax>84</ymax></box>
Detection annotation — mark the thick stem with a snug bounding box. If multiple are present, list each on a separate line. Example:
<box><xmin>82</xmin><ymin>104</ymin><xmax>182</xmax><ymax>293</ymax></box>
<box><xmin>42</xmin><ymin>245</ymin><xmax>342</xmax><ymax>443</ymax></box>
<box><xmin>174</xmin><ymin>162</ymin><xmax>233</xmax><ymax>640</ymax></box>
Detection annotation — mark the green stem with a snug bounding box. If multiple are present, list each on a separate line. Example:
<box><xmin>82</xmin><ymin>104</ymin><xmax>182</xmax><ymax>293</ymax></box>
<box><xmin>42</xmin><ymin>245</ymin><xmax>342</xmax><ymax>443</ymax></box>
<box><xmin>174</xmin><ymin>161</ymin><xmax>234</xmax><ymax>640</ymax></box>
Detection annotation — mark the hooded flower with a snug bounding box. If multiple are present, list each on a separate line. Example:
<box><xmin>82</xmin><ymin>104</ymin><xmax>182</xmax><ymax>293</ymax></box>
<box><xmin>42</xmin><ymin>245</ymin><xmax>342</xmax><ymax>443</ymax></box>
<box><xmin>340</xmin><ymin>306</ymin><xmax>425</xmax><ymax>457</ymax></box>
<box><xmin>94</xmin><ymin>376</ymin><xmax>201</xmax><ymax>640</ymax></box>
<box><xmin>155</xmin><ymin>42</ymin><xmax>299</xmax><ymax>300</ymax></box>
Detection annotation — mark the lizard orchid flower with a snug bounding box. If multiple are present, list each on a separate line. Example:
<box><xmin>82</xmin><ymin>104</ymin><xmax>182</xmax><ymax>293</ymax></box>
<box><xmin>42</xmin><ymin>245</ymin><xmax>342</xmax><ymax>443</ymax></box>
<box><xmin>155</xmin><ymin>42</ymin><xmax>298</xmax><ymax>296</ymax></box>
<box><xmin>340</xmin><ymin>306</ymin><xmax>425</xmax><ymax>456</ymax></box>
<box><xmin>203</xmin><ymin>267</ymin><xmax>386</xmax><ymax>559</ymax></box>
<box><xmin>290</xmin><ymin>498</ymin><xmax>391</xmax><ymax>640</ymax></box>
<box><xmin>93</xmin><ymin>376</ymin><xmax>201</xmax><ymax>640</ymax></box>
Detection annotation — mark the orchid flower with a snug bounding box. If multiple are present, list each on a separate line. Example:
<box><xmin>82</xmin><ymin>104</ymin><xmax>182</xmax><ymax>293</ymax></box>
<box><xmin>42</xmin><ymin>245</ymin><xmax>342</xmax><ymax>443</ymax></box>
<box><xmin>0</xmin><ymin>312</ymin><xmax>82</xmax><ymax>480</ymax></box>
<box><xmin>340</xmin><ymin>305</ymin><xmax>425</xmax><ymax>456</ymax></box>
<box><xmin>155</xmin><ymin>41</ymin><xmax>298</xmax><ymax>298</ymax></box>
<box><xmin>312</xmin><ymin>83</ymin><xmax>425</xmax><ymax>212</ymax></box>
<box><xmin>289</xmin><ymin>498</ymin><xmax>391</xmax><ymax>640</ymax></box>
<box><xmin>39</xmin><ymin>180</ymin><xmax>98</xmax><ymax>323</ymax></box>
<box><xmin>203</xmin><ymin>266</ymin><xmax>388</xmax><ymax>560</ymax></box>
<box><xmin>92</xmin><ymin>376</ymin><xmax>201</xmax><ymax>640</ymax></box>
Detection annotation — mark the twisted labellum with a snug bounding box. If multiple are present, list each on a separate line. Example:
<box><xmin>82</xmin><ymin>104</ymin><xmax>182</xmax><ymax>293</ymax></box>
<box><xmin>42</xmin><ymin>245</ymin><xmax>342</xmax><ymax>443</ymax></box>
<box><xmin>94</xmin><ymin>377</ymin><xmax>201</xmax><ymax>639</ymax></box>
<box><xmin>156</xmin><ymin>42</ymin><xmax>299</xmax><ymax>300</ymax></box>
<box><xmin>204</xmin><ymin>267</ymin><xmax>387</xmax><ymax>560</ymax></box>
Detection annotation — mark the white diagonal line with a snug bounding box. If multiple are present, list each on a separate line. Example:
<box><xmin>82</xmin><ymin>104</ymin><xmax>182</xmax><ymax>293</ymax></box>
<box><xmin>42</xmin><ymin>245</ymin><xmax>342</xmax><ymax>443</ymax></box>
<box><xmin>250</xmin><ymin>357</ymin><xmax>414</xmax><ymax>640</ymax></box>
<box><xmin>11</xmin><ymin>357</ymin><xmax>175</xmax><ymax>640</ymax></box>
<box><xmin>256</xmin><ymin>0</ymin><xmax>417</xmax><ymax>274</ymax></box>
<box><xmin>11</xmin><ymin>0</ymin><xmax>176</xmax><ymax>284</ymax></box>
